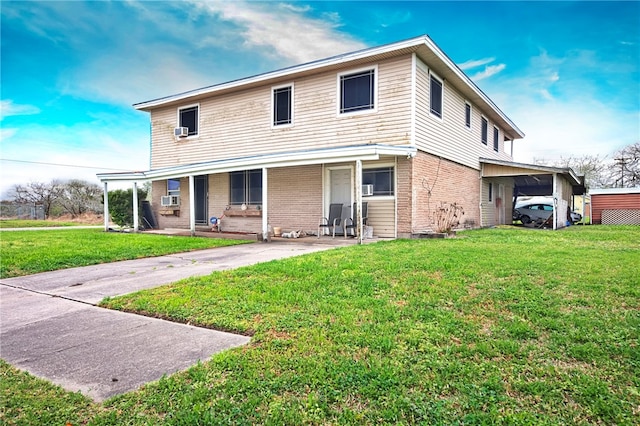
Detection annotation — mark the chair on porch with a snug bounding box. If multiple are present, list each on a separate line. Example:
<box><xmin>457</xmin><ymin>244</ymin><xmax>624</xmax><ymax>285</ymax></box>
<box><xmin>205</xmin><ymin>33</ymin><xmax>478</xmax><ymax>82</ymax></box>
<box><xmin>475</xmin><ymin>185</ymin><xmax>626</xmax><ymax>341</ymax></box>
<box><xmin>318</xmin><ymin>203</ymin><xmax>343</xmax><ymax>238</ymax></box>
<box><xmin>344</xmin><ymin>202</ymin><xmax>368</xmax><ymax>239</ymax></box>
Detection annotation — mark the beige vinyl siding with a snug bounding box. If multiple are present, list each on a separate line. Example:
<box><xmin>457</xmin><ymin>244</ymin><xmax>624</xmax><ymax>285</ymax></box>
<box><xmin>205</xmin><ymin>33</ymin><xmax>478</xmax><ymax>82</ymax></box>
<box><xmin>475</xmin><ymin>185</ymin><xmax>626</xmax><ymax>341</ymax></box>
<box><xmin>414</xmin><ymin>58</ymin><xmax>513</xmax><ymax>171</ymax></box>
<box><xmin>366</xmin><ymin>199</ymin><xmax>395</xmax><ymax>238</ymax></box>
<box><xmin>150</xmin><ymin>56</ymin><xmax>413</xmax><ymax>169</ymax></box>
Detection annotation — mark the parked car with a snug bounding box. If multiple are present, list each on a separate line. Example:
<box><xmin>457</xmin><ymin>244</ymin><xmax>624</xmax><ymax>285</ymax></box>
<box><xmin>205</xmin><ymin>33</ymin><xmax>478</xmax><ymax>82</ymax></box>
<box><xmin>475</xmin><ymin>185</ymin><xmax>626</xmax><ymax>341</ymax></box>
<box><xmin>514</xmin><ymin>202</ymin><xmax>582</xmax><ymax>225</ymax></box>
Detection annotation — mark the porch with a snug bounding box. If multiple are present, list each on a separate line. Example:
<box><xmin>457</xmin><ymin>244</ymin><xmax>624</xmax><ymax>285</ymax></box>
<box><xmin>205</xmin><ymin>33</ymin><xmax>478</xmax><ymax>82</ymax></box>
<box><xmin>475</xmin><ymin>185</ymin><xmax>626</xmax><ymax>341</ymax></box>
<box><xmin>97</xmin><ymin>144</ymin><xmax>417</xmax><ymax>244</ymax></box>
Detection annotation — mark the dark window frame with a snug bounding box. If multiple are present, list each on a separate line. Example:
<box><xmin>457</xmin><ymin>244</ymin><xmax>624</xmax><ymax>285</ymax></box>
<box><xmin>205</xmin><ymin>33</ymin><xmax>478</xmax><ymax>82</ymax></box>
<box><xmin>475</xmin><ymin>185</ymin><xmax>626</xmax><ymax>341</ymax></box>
<box><xmin>430</xmin><ymin>74</ymin><xmax>443</xmax><ymax>118</ymax></box>
<box><xmin>493</xmin><ymin>126</ymin><xmax>500</xmax><ymax>152</ymax></box>
<box><xmin>481</xmin><ymin>117</ymin><xmax>488</xmax><ymax>145</ymax></box>
<box><xmin>488</xmin><ymin>182</ymin><xmax>493</xmax><ymax>202</ymax></box>
<box><xmin>465</xmin><ymin>103</ymin><xmax>472</xmax><ymax>128</ymax></box>
<box><xmin>178</xmin><ymin>105</ymin><xmax>199</xmax><ymax>136</ymax></box>
<box><xmin>229</xmin><ymin>170</ymin><xmax>262</xmax><ymax>206</ymax></box>
<box><xmin>362</xmin><ymin>166</ymin><xmax>395</xmax><ymax>196</ymax></box>
<box><xmin>339</xmin><ymin>68</ymin><xmax>376</xmax><ymax>114</ymax></box>
<box><xmin>273</xmin><ymin>84</ymin><xmax>293</xmax><ymax>126</ymax></box>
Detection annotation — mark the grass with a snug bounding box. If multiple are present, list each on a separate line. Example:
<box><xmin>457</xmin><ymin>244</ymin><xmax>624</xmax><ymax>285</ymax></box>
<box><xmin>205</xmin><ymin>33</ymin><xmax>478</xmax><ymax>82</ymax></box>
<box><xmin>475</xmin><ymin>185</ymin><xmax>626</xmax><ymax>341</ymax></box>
<box><xmin>0</xmin><ymin>229</ymin><xmax>250</xmax><ymax>278</ymax></box>
<box><xmin>2</xmin><ymin>226</ymin><xmax>639</xmax><ymax>424</ymax></box>
<box><xmin>0</xmin><ymin>219</ymin><xmax>84</xmax><ymax>228</ymax></box>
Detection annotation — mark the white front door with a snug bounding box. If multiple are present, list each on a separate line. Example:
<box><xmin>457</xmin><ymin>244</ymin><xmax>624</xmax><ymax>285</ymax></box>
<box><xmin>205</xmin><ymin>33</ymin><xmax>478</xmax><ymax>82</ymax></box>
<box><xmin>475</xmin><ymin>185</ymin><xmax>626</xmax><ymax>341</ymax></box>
<box><xmin>329</xmin><ymin>168</ymin><xmax>352</xmax><ymax>235</ymax></box>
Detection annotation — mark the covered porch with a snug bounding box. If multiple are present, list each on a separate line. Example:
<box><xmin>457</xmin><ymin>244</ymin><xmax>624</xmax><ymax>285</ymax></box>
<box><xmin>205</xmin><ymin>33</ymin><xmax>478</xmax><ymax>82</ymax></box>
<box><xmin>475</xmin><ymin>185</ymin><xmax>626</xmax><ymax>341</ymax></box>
<box><xmin>97</xmin><ymin>144</ymin><xmax>417</xmax><ymax>243</ymax></box>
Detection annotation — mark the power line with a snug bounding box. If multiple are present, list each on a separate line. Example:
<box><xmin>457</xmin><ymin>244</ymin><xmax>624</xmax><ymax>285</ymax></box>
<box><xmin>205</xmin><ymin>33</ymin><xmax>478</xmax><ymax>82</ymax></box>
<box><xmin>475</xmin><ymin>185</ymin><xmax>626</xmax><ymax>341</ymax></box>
<box><xmin>0</xmin><ymin>158</ymin><xmax>134</xmax><ymax>172</ymax></box>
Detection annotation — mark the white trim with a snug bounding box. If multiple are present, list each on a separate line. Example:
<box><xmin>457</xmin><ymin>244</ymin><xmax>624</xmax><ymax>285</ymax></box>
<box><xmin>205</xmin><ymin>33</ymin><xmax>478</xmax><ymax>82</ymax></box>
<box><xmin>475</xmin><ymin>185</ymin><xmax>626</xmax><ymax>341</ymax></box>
<box><xmin>271</xmin><ymin>82</ymin><xmax>294</xmax><ymax>129</ymax></box>
<box><xmin>336</xmin><ymin>65</ymin><xmax>378</xmax><ymax>117</ymax></box>
<box><xmin>410</xmin><ymin>53</ymin><xmax>417</xmax><ymax>146</ymax></box>
<box><xmin>98</xmin><ymin>144</ymin><xmax>417</xmax><ymax>183</ymax></box>
<box><xmin>429</xmin><ymin>70</ymin><xmax>444</xmax><ymax>121</ymax></box>
<box><xmin>589</xmin><ymin>187</ymin><xmax>640</xmax><ymax>195</ymax></box>
<box><xmin>176</xmin><ymin>103</ymin><xmax>200</xmax><ymax>139</ymax></box>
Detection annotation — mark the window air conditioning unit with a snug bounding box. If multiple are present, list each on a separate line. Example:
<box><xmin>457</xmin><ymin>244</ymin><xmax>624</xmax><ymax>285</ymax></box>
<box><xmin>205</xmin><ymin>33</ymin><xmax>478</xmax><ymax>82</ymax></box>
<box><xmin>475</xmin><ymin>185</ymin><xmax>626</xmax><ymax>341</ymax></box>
<box><xmin>174</xmin><ymin>127</ymin><xmax>189</xmax><ymax>138</ymax></box>
<box><xmin>362</xmin><ymin>184</ymin><xmax>374</xmax><ymax>196</ymax></box>
<box><xmin>161</xmin><ymin>195</ymin><xmax>180</xmax><ymax>207</ymax></box>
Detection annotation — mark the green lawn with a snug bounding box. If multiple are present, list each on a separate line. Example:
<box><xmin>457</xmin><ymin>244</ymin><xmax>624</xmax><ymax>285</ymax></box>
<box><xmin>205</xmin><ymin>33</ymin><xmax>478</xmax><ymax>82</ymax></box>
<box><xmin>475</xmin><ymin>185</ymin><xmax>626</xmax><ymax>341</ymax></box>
<box><xmin>1</xmin><ymin>226</ymin><xmax>639</xmax><ymax>425</ymax></box>
<box><xmin>0</xmin><ymin>219</ymin><xmax>83</xmax><ymax>228</ymax></box>
<box><xmin>0</xmin><ymin>229</ymin><xmax>250</xmax><ymax>278</ymax></box>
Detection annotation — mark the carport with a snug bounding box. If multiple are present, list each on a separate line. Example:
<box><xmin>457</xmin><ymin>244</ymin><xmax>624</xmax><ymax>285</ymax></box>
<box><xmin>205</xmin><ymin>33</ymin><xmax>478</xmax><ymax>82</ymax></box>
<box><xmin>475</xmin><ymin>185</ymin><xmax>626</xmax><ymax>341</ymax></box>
<box><xmin>480</xmin><ymin>158</ymin><xmax>585</xmax><ymax>230</ymax></box>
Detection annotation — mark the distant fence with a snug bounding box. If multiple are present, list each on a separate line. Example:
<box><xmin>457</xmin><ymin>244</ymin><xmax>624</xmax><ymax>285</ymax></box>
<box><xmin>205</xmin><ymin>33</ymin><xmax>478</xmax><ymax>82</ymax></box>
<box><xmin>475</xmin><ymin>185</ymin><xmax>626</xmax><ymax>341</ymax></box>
<box><xmin>0</xmin><ymin>203</ymin><xmax>45</xmax><ymax>220</ymax></box>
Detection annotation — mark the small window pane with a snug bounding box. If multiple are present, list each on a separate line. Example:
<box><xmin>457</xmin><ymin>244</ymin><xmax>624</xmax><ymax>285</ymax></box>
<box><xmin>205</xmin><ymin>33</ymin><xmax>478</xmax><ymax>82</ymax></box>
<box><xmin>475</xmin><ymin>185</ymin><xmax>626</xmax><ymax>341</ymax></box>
<box><xmin>488</xmin><ymin>182</ymin><xmax>493</xmax><ymax>202</ymax></box>
<box><xmin>465</xmin><ymin>103</ymin><xmax>471</xmax><ymax>128</ymax></box>
<box><xmin>230</xmin><ymin>171</ymin><xmax>245</xmax><ymax>205</ymax></box>
<box><xmin>248</xmin><ymin>170</ymin><xmax>263</xmax><ymax>204</ymax></box>
<box><xmin>430</xmin><ymin>76</ymin><xmax>443</xmax><ymax>118</ymax></box>
<box><xmin>493</xmin><ymin>127</ymin><xmax>499</xmax><ymax>152</ymax></box>
<box><xmin>168</xmin><ymin>179</ymin><xmax>180</xmax><ymax>196</ymax></box>
<box><xmin>179</xmin><ymin>106</ymin><xmax>198</xmax><ymax>136</ymax></box>
<box><xmin>341</xmin><ymin>70</ymin><xmax>374</xmax><ymax>113</ymax></box>
<box><xmin>481</xmin><ymin>118</ymin><xmax>488</xmax><ymax>145</ymax></box>
<box><xmin>273</xmin><ymin>87</ymin><xmax>291</xmax><ymax>126</ymax></box>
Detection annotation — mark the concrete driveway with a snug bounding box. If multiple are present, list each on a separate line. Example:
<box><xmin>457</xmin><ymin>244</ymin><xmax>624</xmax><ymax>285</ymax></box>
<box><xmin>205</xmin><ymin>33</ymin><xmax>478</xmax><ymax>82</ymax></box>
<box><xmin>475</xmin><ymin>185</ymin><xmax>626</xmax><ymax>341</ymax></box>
<box><xmin>0</xmin><ymin>240</ymin><xmax>342</xmax><ymax>401</ymax></box>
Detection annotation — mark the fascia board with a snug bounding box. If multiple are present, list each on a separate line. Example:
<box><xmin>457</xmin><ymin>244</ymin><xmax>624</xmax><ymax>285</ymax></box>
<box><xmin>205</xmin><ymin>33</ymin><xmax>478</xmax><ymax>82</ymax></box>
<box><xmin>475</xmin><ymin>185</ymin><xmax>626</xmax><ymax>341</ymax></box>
<box><xmin>98</xmin><ymin>145</ymin><xmax>417</xmax><ymax>183</ymax></box>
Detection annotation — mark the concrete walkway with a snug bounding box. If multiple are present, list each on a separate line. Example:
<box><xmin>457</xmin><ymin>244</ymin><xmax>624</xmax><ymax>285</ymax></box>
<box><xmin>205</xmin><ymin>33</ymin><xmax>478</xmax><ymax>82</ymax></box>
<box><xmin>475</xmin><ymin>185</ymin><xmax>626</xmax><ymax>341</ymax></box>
<box><xmin>0</xmin><ymin>239</ymin><xmax>344</xmax><ymax>401</ymax></box>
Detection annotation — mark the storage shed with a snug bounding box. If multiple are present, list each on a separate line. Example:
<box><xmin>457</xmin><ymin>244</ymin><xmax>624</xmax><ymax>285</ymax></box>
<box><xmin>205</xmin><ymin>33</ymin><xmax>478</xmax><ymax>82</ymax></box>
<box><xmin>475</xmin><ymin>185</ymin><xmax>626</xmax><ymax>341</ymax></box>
<box><xmin>589</xmin><ymin>188</ymin><xmax>640</xmax><ymax>225</ymax></box>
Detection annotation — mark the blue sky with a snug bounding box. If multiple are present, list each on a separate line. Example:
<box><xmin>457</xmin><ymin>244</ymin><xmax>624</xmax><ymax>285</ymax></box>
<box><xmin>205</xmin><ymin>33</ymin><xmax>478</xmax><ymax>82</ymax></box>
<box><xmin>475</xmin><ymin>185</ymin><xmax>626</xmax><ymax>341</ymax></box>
<box><xmin>1</xmin><ymin>0</ymin><xmax>639</xmax><ymax>196</ymax></box>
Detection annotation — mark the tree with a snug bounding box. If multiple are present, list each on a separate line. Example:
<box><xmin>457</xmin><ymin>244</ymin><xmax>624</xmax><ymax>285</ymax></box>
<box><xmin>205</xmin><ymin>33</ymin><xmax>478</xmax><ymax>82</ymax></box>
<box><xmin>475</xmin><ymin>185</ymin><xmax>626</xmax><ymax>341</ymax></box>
<box><xmin>56</xmin><ymin>179</ymin><xmax>103</xmax><ymax>218</ymax></box>
<box><xmin>10</xmin><ymin>180</ymin><xmax>63</xmax><ymax>219</ymax></box>
<box><xmin>534</xmin><ymin>154</ymin><xmax>613</xmax><ymax>190</ymax></box>
<box><xmin>610</xmin><ymin>142</ymin><xmax>640</xmax><ymax>188</ymax></box>
<box><xmin>108</xmin><ymin>187</ymin><xmax>148</xmax><ymax>227</ymax></box>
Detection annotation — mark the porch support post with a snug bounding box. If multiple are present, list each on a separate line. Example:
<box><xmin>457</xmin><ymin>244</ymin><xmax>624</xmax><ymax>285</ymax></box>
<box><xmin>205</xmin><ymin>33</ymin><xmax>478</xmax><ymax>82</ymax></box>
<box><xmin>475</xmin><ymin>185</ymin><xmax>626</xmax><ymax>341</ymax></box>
<box><xmin>132</xmin><ymin>182</ymin><xmax>139</xmax><ymax>233</ymax></box>
<box><xmin>189</xmin><ymin>175</ymin><xmax>196</xmax><ymax>236</ymax></box>
<box><xmin>262</xmin><ymin>167</ymin><xmax>269</xmax><ymax>241</ymax></box>
<box><xmin>552</xmin><ymin>173</ymin><xmax>558</xmax><ymax>230</ymax></box>
<box><xmin>355</xmin><ymin>159</ymin><xmax>363</xmax><ymax>245</ymax></box>
<box><xmin>103</xmin><ymin>182</ymin><xmax>109</xmax><ymax>232</ymax></box>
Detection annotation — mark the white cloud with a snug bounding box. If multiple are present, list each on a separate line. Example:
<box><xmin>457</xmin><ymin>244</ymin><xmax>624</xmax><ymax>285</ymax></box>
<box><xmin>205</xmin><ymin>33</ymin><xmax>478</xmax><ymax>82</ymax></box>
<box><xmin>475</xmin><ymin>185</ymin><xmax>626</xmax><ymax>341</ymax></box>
<box><xmin>458</xmin><ymin>57</ymin><xmax>496</xmax><ymax>70</ymax></box>
<box><xmin>0</xmin><ymin>100</ymin><xmax>41</xmax><ymax>120</ymax></box>
<box><xmin>189</xmin><ymin>0</ymin><xmax>365</xmax><ymax>63</ymax></box>
<box><xmin>469</xmin><ymin>63</ymin><xmax>506</xmax><ymax>81</ymax></box>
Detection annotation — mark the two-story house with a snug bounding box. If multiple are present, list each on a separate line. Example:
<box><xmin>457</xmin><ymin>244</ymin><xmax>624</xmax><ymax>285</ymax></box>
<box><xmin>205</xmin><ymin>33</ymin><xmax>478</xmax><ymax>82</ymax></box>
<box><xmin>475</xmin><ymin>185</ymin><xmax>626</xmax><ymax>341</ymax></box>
<box><xmin>98</xmin><ymin>35</ymin><xmax>583</xmax><ymax>238</ymax></box>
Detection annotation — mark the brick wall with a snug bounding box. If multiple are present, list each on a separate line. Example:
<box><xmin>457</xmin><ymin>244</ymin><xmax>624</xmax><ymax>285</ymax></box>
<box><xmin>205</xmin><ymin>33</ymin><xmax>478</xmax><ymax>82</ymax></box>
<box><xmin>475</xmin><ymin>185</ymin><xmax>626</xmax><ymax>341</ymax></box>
<box><xmin>267</xmin><ymin>165</ymin><xmax>323</xmax><ymax>234</ymax></box>
<box><xmin>400</xmin><ymin>151</ymin><xmax>480</xmax><ymax>236</ymax></box>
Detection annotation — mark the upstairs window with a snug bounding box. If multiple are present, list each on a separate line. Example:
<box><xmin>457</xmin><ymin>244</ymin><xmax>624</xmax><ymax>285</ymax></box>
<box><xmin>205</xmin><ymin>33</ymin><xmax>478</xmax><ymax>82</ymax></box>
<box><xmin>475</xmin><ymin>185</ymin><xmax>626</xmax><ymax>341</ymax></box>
<box><xmin>430</xmin><ymin>74</ymin><xmax>443</xmax><ymax>118</ymax></box>
<box><xmin>339</xmin><ymin>68</ymin><xmax>375</xmax><ymax>114</ymax></box>
<box><xmin>362</xmin><ymin>167</ymin><xmax>394</xmax><ymax>196</ymax></box>
<box><xmin>481</xmin><ymin>117</ymin><xmax>488</xmax><ymax>145</ymax></box>
<box><xmin>273</xmin><ymin>84</ymin><xmax>293</xmax><ymax>126</ymax></box>
<box><xmin>230</xmin><ymin>170</ymin><xmax>262</xmax><ymax>205</ymax></box>
<box><xmin>179</xmin><ymin>105</ymin><xmax>198</xmax><ymax>136</ymax></box>
<box><xmin>465</xmin><ymin>103</ymin><xmax>471</xmax><ymax>128</ymax></box>
<box><xmin>493</xmin><ymin>127</ymin><xmax>500</xmax><ymax>152</ymax></box>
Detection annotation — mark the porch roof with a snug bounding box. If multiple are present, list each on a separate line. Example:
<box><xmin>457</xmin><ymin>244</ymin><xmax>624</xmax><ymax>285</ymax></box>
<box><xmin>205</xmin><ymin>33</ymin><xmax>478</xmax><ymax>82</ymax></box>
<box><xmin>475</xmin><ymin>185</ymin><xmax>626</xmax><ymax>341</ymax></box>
<box><xmin>97</xmin><ymin>144</ymin><xmax>417</xmax><ymax>183</ymax></box>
